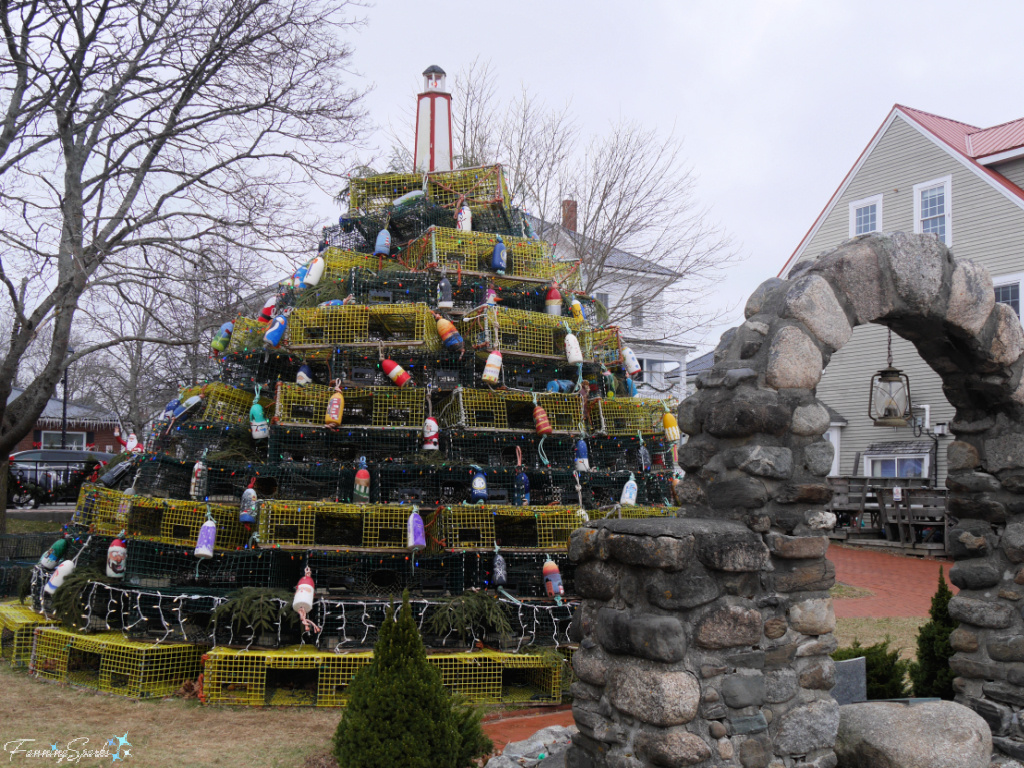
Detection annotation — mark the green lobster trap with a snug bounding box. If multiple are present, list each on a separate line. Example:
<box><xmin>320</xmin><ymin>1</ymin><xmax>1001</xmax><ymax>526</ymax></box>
<box><xmin>461</xmin><ymin>306</ymin><xmax>589</xmax><ymax>361</ymax></box>
<box><xmin>32</xmin><ymin>628</ymin><xmax>205</xmax><ymax>698</ymax></box>
<box><xmin>438</xmin><ymin>388</ymin><xmax>583</xmax><ymax>434</ymax></box>
<box><xmin>586</xmin><ymin>397</ymin><xmax>678</xmax><ymax>437</ymax></box>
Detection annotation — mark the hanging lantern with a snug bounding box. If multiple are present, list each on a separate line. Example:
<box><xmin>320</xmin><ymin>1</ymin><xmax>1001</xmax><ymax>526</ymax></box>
<box><xmin>868</xmin><ymin>330</ymin><xmax>912</xmax><ymax>427</ymax></box>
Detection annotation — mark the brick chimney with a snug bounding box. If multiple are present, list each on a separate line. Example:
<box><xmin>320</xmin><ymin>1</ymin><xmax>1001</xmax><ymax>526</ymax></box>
<box><xmin>561</xmin><ymin>199</ymin><xmax>578</xmax><ymax>232</ymax></box>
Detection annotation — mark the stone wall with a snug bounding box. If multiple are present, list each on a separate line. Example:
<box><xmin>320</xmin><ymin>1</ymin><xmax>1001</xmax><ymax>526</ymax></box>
<box><xmin>567</xmin><ymin>519</ymin><xmax>838</xmax><ymax>768</ymax></box>
<box><xmin>568</xmin><ymin>232</ymin><xmax>1024</xmax><ymax>766</ymax></box>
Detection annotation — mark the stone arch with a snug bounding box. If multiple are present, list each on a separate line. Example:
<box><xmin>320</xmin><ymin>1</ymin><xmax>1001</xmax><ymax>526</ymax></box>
<box><xmin>567</xmin><ymin>232</ymin><xmax>1024</xmax><ymax>768</ymax></box>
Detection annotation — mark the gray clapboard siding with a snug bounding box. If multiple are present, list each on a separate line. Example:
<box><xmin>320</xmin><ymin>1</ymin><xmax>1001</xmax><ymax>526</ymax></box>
<box><xmin>994</xmin><ymin>157</ymin><xmax>1024</xmax><ymax>190</ymax></box>
<box><xmin>793</xmin><ymin>113</ymin><xmax>1024</xmax><ymax>483</ymax></box>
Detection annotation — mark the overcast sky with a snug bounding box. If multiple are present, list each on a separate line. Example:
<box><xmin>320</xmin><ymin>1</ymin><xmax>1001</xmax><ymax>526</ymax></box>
<box><xmin>321</xmin><ymin>0</ymin><xmax>1024</xmax><ymax>355</ymax></box>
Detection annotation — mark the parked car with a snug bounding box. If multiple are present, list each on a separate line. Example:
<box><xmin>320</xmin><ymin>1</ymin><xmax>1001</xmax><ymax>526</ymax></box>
<box><xmin>9</xmin><ymin>448</ymin><xmax>111</xmax><ymax>507</ymax></box>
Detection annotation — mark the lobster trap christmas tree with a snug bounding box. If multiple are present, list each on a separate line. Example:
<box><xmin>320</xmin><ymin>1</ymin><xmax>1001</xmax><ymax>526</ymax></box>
<box><xmin>32</xmin><ymin>72</ymin><xmax>683</xmax><ymax>709</ymax></box>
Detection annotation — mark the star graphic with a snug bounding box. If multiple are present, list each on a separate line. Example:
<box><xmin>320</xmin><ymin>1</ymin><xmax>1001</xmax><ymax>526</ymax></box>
<box><xmin>51</xmin><ymin>744</ymin><xmax>59</xmax><ymax>752</ymax></box>
<box><xmin>123</xmin><ymin>750</ymin><xmax>131</xmax><ymax>757</ymax></box>
<box><xmin>108</xmin><ymin>739</ymin><xmax>115</xmax><ymax>746</ymax></box>
<box><xmin>116</xmin><ymin>734</ymin><xmax>131</xmax><ymax>749</ymax></box>
<box><xmin>112</xmin><ymin>754</ymin><xmax>121</xmax><ymax>763</ymax></box>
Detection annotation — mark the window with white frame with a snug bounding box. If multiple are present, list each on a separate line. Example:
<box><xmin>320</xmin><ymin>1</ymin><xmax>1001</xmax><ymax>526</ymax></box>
<box><xmin>594</xmin><ymin>292</ymin><xmax>610</xmax><ymax>308</ymax></box>
<box><xmin>993</xmin><ymin>271</ymin><xmax>1024</xmax><ymax>318</ymax></box>
<box><xmin>863</xmin><ymin>453</ymin><xmax>929</xmax><ymax>478</ymax></box>
<box><xmin>41</xmin><ymin>431</ymin><xmax>86</xmax><ymax>449</ymax></box>
<box><xmin>848</xmin><ymin>194</ymin><xmax>883</xmax><ymax>237</ymax></box>
<box><xmin>913</xmin><ymin>176</ymin><xmax>952</xmax><ymax>245</ymax></box>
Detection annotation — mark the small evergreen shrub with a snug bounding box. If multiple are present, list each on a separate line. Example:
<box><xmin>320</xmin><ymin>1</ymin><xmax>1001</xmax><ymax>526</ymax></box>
<box><xmin>909</xmin><ymin>568</ymin><xmax>957</xmax><ymax>699</ymax></box>
<box><xmin>333</xmin><ymin>591</ymin><xmax>491</xmax><ymax>768</ymax></box>
<box><xmin>832</xmin><ymin>637</ymin><xmax>910</xmax><ymax>699</ymax></box>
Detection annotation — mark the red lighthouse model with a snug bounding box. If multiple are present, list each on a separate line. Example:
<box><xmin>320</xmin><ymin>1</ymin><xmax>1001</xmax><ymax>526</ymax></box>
<box><xmin>414</xmin><ymin>65</ymin><xmax>453</xmax><ymax>173</ymax></box>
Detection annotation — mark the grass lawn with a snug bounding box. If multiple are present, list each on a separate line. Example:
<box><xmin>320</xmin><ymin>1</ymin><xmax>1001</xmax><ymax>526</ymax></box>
<box><xmin>0</xmin><ymin>665</ymin><xmax>342</xmax><ymax>768</ymax></box>
<box><xmin>2</xmin><ymin>518</ymin><xmax>64</xmax><ymax>534</ymax></box>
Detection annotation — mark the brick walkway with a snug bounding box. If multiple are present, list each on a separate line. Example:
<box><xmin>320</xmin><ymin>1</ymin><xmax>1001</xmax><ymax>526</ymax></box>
<box><xmin>828</xmin><ymin>543</ymin><xmax>955</xmax><ymax>618</ymax></box>
<box><xmin>483</xmin><ymin>543</ymin><xmax>956</xmax><ymax>747</ymax></box>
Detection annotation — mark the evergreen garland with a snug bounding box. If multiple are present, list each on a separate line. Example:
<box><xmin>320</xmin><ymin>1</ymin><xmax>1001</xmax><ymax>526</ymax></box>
<box><xmin>426</xmin><ymin>590</ymin><xmax>512</xmax><ymax>643</ymax></box>
<box><xmin>51</xmin><ymin>566</ymin><xmax>110</xmax><ymax>632</ymax></box>
<box><xmin>210</xmin><ymin>588</ymin><xmax>298</xmax><ymax>636</ymax></box>
<box><xmin>909</xmin><ymin>568</ymin><xmax>957</xmax><ymax>699</ymax></box>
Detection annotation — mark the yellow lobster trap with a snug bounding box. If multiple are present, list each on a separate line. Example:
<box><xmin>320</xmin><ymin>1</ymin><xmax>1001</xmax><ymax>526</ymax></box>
<box><xmin>200</xmin><ymin>645</ymin><xmax>560</xmax><ymax>707</ymax></box>
<box><xmin>0</xmin><ymin>602</ymin><xmax>54</xmax><ymax>669</ymax></box>
<box><xmin>425</xmin><ymin>165</ymin><xmax>510</xmax><ymax>215</ymax></box>
<box><xmin>404</xmin><ymin>226</ymin><xmax>565</xmax><ymax>283</ymax></box>
<box><xmin>286</xmin><ymin>303</ymin><xmax>440</xmax><ymax>352</ymax></box>
<box><xmin>438</xmin><ymin>506</ymin><xmax>587</xmax><ymax>550</ymax></box>
<box><xmin>586</xmin><ymin>398</ymin><xmax>678</xmax><ymax>437</ymax></box>
<box><xmin>225</xmin><ymin>316</ymin><xmax>268</xmax><ymax>354</ymax></box>
<box><xmin>438</xmin><ymin>388</ymin><xmax>583</xmax><ymax>433</ymax></box>
<box><xmin>274</xmin><ymin>383</ymin><xmax>427</xmax><ymax>429</ymax></box>
<box><xmin>177</xmin><ymin>382</ymin><xmax>273</xmax><ymax>426</ymax></box>
<box><xmin>348</xmin><ymin>172</ymin><xmax>423</xmax><ymax>213</ymax></box>
<box><xmin>31</xmin><ymin>628</ymin><xmax>205</xmax><ymax>698</ymax></box>
<box><xmin>258</xmin><ymin>502</ymin><xmax>440</xmax><ymax>550</ymax></box>
<box><xmin>74</xmin><ymin>486</ymin><xmax>248</xmax><ymax>551</ymax></box>
<box><xmin>585</xmin><ymin>327</ymin><xmax>624</xmax><ymax>368</ymax></box>
<box><xmin>321</xmin><ymin>247</ymin><xmax>380</xmax><ymax>282</ymax></box>
<box><xmin>460</xmin><ymin>306</ymin><xmax>589</xmax><ymax>361</ymax></box>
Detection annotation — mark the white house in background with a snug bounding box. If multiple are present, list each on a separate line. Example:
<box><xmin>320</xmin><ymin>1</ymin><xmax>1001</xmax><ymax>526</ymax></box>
<box><xmin>529</xmin><ymin>203</ymin><xmax>694</xmax><ymax>400</ymax></box>
<box><xmin>780</xmin><ymin>104</ymin><xmax>1024</xmax><ymax>485</ymax></box>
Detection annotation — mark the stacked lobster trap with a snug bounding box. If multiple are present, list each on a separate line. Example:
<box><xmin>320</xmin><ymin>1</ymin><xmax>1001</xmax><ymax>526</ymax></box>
<box><xmin>11</xmin><ymin>162</ymin><xmax>686</xmax><ymax>710</ymax></box>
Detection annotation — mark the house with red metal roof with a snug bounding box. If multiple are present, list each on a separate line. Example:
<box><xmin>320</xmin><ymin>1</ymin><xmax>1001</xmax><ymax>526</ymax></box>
<box><xmin>780</xmin><ymin>105</ymin><xmax>1024</xmax><ymax>485</ymax></box>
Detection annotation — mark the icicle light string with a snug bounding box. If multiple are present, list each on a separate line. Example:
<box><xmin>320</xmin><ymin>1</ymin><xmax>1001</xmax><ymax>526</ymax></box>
<box><xmin>52</xmin><ymin>581</ymin><xmax>575</xmax><ymax>650</ymax></box>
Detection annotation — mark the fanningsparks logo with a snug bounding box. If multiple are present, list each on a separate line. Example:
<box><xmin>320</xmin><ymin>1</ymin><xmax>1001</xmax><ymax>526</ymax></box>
<box><xmin>3</xmin><ymin>734</ymin><xmax>132</xmax><ymax>763</ymax></box>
